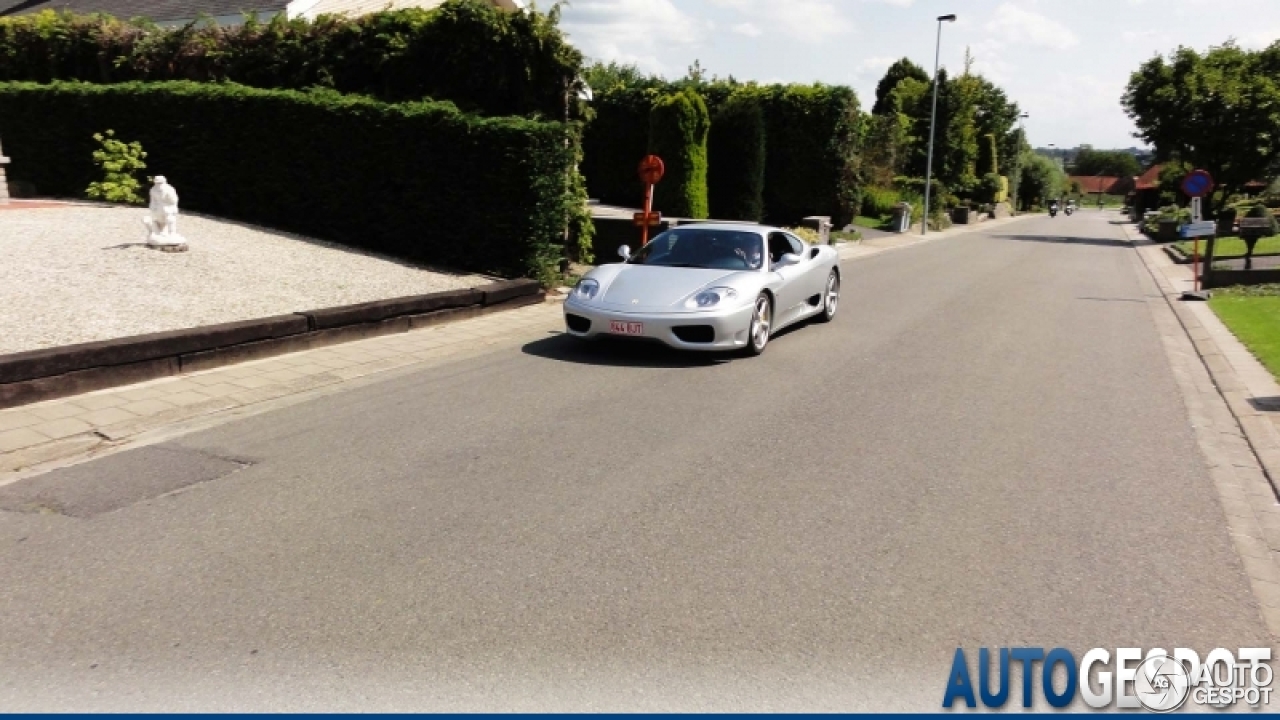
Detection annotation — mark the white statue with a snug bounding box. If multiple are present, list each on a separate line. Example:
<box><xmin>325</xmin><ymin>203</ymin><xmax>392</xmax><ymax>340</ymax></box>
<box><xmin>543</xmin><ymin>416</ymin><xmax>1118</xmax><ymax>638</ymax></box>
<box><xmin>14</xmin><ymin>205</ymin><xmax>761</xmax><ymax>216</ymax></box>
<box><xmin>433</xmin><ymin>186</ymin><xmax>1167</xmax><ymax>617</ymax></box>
<box><xmin>142</xmin><ymin>176</ymin><xmax>187</xmax><ymax>250</ymax></box>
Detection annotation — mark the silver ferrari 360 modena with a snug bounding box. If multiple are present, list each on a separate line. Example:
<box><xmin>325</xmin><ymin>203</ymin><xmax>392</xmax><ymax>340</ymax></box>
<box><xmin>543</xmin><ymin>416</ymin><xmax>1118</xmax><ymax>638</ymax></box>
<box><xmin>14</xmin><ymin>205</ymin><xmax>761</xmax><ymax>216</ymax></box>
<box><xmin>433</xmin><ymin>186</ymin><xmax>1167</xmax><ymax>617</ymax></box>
<box><xmin>563</xmin><ymin>223</ymin><xmax>841</xmax><ymax>356</ymax></box>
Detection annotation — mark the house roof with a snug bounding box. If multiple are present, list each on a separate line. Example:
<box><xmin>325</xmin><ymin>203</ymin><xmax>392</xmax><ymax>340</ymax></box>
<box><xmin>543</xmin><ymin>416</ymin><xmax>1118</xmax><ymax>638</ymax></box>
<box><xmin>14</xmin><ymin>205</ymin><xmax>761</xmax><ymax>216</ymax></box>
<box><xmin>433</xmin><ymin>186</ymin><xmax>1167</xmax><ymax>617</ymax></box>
<box><xmin>0</xmin><ymin>0</ymin><xmax>287</xmax><ymax>21</ymax></box>
<box><xmin>1135</xmin><ymin>164</ymin><xmax>1163</xmax><ymax>191</ymax></box>
<box><xmin>1069</xmin><ymin>175</ymin><xmax>1123</xmax><ymax>194</ymax></box>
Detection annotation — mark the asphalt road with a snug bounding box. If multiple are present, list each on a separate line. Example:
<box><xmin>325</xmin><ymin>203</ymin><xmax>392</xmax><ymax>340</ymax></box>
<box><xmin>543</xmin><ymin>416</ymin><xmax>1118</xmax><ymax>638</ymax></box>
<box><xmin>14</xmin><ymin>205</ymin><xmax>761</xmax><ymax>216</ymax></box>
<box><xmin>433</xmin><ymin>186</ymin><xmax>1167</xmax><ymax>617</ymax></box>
<box><xmin>0</xmin><ymin>210</ymin><xmax>1271</xmax><ymax>711</ymax></box>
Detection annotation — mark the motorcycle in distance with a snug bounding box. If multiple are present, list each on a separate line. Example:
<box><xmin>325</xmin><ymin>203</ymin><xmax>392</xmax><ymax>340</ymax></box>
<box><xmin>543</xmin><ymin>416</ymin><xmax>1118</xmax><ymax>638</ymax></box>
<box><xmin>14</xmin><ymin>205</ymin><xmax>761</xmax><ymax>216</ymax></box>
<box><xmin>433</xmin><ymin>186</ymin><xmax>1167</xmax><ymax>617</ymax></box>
<box><xmin>1064</xmin><ymin>201</ymin><xmax>1076</xmax><ymax>216</ymax></box>
<box><xmin>1049</xmin><ymin>201</ymin><xmax>1059</xmax><ymax>218</ymax></box>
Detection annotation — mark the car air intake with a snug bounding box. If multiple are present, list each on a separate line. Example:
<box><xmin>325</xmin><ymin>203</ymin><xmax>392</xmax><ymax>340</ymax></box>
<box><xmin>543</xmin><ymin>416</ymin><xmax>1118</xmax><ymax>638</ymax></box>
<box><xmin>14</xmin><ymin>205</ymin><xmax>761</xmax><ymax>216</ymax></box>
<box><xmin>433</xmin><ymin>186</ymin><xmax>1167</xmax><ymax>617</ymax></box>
<box><xmin>565</xmin><ymin>314</ymin><xmax>591</xmax><ymax>333</ymax></box>
<box><xmin>672</xmin><ymin>325</ymin><xmax>715</xmax><ymax>343</ymax></box>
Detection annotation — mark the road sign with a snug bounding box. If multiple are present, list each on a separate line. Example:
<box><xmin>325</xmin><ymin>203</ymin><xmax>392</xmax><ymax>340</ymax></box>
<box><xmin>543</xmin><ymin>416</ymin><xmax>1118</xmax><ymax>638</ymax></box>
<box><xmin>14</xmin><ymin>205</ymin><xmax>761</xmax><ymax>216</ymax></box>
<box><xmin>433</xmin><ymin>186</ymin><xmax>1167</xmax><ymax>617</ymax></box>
<box><xmin>638</xmin><ymin>155</ymin><xmax>665</xmax><ymax>185</ymax></box>
<box><xmin>1180</xmin><ymin>169</ymin><xmax>1214</xmax><ymax>198</ymax></box>
<box><xmin>633</xmin><ymin>211</ymin><xmax>662</xmax><ymax>227</ymax></box>
<box><xmin>1179</xmin><ymin>220</ymin><xmax>1216</xmax><ymax>238</ymax></box>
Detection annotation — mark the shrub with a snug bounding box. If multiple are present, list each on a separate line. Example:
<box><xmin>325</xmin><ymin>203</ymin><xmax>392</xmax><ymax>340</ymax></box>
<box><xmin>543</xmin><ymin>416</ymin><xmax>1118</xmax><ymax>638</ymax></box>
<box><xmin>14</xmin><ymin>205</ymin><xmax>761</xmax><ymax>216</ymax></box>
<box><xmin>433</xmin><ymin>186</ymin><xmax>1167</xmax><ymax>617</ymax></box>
<box><xmin>975</xmin><ymin>172</ymin><xmax>1003</xmax><ymax>205</ymax></box>
<box><xmin>785</xmin><ymin>226</ymin><xmax>820</xmax><ymax>244</ymax></box>
<box><xmin>0</xmin><ymin>81</ymin><xmax>578</xmax><ymax>279</ymax></box>
<box><xmin>860</xmin><ymin>186</ymin><xmax>900</xmax><ymax>218</ymax></box>
<box><xmin>707</xmin><ymin>89</ymin><xmax>765</xmax><ymax>221</ymax></box>
<box><xmin>648</xmin><ymin>88</ymin><xmax>710</xmax><ymax>219</ymax></box>
<box><xmin>1245</xmin><ymin>203</ymin><xmax>1280</xmax><ymax>235</ymax></box>
<box><xmin>85</xmin><ymin>129</ymin><xmax>147</xmax><ymax>204</ymax></box>
<box><xmin>0</xmin><ymin>2</ymin><xmax>586</xmax><ymax>119</ymax></box>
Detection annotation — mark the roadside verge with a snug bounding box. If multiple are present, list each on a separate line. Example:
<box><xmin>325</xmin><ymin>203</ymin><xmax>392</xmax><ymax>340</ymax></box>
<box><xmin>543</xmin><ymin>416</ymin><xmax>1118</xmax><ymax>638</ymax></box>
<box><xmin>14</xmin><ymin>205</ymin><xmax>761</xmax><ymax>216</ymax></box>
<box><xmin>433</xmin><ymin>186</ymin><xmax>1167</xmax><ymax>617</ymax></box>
<box><xmin>0</xmin><ymin>279</ymin><xmax>543</xmax><ymax>410</ymax></box>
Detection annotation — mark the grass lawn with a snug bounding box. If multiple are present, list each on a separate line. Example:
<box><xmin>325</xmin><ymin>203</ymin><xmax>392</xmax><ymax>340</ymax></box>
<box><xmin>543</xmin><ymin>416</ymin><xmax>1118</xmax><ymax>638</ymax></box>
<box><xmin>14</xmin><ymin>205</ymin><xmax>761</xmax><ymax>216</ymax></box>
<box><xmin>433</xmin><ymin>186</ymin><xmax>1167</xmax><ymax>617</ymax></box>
<box><xmin>1174</xmin><ymin>235</ymin><xmax>1280</xmax><ymax>257</ymax></box>
<box><xmin>853</xmin><ymin>215</ymin><xmax>889</xmax><ymax>230</ymax></box>
<box><xmin>1209</xmin><ymin>284</ymin><xmax>1280</xmax><ymax>382</ymax></box>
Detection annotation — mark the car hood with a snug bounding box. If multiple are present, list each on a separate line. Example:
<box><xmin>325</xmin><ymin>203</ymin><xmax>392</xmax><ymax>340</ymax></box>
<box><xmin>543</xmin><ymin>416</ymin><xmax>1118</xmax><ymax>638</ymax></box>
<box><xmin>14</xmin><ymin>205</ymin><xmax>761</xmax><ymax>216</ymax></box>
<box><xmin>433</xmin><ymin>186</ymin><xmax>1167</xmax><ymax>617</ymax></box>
<box><xmin>597</xmin><ymin>265</ymin><xmax>744</xmax><ymax>311</ymax></box>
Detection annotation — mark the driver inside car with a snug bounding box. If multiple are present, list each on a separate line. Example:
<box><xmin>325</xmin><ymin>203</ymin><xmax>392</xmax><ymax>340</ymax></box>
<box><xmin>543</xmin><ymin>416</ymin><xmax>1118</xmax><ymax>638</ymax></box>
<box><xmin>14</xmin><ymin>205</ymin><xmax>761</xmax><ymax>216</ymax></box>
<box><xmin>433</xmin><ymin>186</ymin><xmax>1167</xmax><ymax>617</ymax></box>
<box><xmin>729</xmin><ymin>236</ymin><xmax>764</xmax><ymax>269</ymax></box>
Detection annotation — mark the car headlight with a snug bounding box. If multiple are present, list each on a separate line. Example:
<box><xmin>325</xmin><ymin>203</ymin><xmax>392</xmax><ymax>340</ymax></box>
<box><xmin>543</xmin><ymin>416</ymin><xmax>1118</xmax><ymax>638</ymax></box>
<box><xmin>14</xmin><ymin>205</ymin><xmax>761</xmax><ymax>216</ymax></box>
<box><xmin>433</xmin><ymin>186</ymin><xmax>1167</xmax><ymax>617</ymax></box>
<box><xmin>686</xmin><ymin>286</ymin><xmax>738</xmax><ymax>309</ymax></box>
<box><xmin>573</xmin><ymin>278</ymin><xmax>600</xmax><ymax>301</ymax></box>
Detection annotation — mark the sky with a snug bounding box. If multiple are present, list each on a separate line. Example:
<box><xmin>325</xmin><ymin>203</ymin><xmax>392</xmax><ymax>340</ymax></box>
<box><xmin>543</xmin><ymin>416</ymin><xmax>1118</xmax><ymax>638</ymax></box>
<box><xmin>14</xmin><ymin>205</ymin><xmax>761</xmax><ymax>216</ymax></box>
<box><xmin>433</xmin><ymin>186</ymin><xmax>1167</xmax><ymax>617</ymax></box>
<box><xmin>556</xmin><ymin>0</ymin><xmax>1280</xmax><ymax>150</ymax></box>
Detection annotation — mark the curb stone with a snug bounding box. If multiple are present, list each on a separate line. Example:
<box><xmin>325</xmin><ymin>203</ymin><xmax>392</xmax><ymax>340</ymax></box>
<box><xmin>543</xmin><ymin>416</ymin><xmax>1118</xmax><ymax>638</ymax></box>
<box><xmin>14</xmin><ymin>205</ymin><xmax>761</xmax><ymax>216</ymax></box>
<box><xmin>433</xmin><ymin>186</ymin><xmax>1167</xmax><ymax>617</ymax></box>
<box><xmin>1124</xmin><ymin>221</ymin><xmax>1280</xmax><ymax>497</ymax></box>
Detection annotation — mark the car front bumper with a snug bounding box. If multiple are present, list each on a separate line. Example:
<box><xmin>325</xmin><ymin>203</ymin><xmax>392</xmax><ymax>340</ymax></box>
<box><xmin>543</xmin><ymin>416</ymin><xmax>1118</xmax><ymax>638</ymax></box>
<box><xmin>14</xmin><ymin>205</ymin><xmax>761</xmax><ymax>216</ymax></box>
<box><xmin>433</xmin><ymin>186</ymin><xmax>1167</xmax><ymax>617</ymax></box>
<box><xmin>562</xmin><ymin>296</ymin><xmax>756</xmax><ymax>351</ymax></box>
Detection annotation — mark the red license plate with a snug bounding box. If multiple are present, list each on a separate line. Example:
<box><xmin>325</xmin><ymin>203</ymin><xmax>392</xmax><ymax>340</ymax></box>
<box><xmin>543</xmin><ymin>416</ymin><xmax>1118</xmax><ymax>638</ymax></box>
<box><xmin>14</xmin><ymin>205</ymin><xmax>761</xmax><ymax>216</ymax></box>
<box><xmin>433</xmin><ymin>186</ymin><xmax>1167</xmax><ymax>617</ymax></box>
<box><xmin>609</xmin><ymin>320</ymin><xmax>644</xmax><ymax>336</ymax></box>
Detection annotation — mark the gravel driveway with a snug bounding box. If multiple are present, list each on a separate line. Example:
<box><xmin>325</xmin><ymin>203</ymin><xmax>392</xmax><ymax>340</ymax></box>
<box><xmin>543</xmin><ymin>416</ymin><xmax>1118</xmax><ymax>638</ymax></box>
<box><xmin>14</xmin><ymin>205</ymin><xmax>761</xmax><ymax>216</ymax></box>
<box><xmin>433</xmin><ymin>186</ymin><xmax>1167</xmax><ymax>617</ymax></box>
<box><xmin>0</xmin><ymin>204</ymin><xmax>497</xmax><ymax>354</ymax></box>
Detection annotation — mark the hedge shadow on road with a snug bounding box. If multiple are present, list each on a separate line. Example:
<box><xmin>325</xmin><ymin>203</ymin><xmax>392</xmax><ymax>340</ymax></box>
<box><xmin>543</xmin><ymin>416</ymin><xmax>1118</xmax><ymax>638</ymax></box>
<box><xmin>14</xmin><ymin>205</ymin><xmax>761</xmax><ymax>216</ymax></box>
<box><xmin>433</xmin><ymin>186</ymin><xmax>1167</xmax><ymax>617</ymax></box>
<box><xmin>522</xmin><ymin>333</ymin><xmax>731</xmax><ymax>368</ymax></box>
<box><xmin>988</xmin><ymin>233</ymin><xmax>1132</xmax><ymax>248</ymax></box>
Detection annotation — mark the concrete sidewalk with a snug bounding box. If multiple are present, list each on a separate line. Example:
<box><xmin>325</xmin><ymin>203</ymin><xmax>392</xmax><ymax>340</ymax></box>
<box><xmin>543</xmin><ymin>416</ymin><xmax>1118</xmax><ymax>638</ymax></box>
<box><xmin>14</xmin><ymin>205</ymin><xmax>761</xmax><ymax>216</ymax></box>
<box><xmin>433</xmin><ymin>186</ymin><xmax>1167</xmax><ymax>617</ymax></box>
<box><xmin>1125</xmin><ymin>227</ymin><xmax>1280</xmax><ymax>489</ymax></box>
<box><xmin>0</xmin><ymin>302</ymin><xmax>565</xmax><ymax>480</ymax></box>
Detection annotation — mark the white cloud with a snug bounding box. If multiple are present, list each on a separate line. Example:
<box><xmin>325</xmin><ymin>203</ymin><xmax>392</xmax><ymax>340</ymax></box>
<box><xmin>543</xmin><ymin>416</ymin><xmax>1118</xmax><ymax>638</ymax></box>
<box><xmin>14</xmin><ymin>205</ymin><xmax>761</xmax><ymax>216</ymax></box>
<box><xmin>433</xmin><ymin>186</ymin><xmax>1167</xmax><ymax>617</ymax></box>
<box><xmin>732</xmin><ymin>22</ymin><xmax>763</xmax><ymax>37</ymax></box>
<box><xmin>985</xmin><ymin>3</ymin><xmax>1080</xmax><ymax>50</ymax></box>
<box><xmin>860</xmin><ymin>0</ymin><xmax>913</xmax><ymax>6</ymax></box>
<box><xmin>707</xmin><ymin>0</ymin><xmax>854</xmax><ymax>42</ymax></box>
<box><xmin>559</xmin><ymin>0</ymin><xmax>711</xmax><ymax>73</ymax></box>
<box><xmin>1240</xmin><ymin>28</ymin><xmax>1280</xmax><ymax>49</ymax></box>
<box><xmin>852</xmin><ymin>56</ymin><xmax>896</xmax><ymax>77</ymax></box>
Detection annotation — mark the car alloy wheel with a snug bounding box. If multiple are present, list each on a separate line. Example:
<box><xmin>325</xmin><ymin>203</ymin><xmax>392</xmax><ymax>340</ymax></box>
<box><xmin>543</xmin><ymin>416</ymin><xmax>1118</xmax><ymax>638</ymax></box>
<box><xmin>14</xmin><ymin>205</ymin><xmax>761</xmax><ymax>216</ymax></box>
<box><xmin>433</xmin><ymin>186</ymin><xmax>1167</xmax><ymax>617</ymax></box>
<box><xmin>818</xmin><ymin>271</ymin><xmax>839</xmax><ymax>323</ymax></box>
<box><xmin>746</xmin><ymin>293</ymin><xmax>772</xmax><ymax>356</ymax></box>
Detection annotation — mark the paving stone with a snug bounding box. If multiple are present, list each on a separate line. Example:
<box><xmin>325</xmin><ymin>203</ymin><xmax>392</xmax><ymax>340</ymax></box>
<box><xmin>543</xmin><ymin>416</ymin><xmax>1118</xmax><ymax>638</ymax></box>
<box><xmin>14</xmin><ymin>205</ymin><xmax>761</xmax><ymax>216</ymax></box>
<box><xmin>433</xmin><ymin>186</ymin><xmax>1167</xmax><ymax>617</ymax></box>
<box><xmin>77</xmin><ymin>407</ymin><xmax>138</xmax><ymax>427</ymax></box>
<box><xmin>0</xmin><ymin>411</ymin><xmax>40</xmax><ymax>433</ymax></box>
<box><xmin>30</xmin><ymin>417</ymin><xmax>93</xmax><ymax>440</ymax></box>
<box><xmin>71</xmin><ymin>394</ymin><xmax>129</xmax><ymax>411</ymax></box>
<box><xmin>27</xmin><ymin>403</ymin><xmax>86</xmax><ymax>421</ymax></box>
<box><xmin>0</xmin><ymin>427</ymin><xmax>51</xmax><ymax>453</ymax></box>
<box><xmin>120</xmin><ymin>398</ymin><xmax>178</xmax><ymax>416</ymax></box>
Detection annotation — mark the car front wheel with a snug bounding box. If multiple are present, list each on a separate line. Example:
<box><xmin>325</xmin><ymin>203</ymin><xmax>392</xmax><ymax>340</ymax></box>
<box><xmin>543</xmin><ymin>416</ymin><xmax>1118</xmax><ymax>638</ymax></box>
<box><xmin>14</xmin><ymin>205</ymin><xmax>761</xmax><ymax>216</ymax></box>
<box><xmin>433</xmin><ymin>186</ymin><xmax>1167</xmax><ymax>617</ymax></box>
<box><xmin>745</xmin><ymin>292</ymin><xmax>772</xmax><ymax>356</ymax></box>
<box><xmin>816</xmin><ymin>270</ymin><xmax>839</xmax><ymax>323</ymax></box>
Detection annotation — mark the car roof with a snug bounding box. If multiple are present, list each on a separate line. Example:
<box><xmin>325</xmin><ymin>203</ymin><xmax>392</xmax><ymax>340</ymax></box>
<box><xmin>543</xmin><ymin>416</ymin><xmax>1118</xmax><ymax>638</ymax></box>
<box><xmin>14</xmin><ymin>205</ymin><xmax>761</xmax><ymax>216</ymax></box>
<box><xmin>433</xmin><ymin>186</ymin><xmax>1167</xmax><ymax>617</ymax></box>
<box><xmin>664</xmin><ymin>222</ymin><xmax>778</xmax><ymax>235</ymax></box>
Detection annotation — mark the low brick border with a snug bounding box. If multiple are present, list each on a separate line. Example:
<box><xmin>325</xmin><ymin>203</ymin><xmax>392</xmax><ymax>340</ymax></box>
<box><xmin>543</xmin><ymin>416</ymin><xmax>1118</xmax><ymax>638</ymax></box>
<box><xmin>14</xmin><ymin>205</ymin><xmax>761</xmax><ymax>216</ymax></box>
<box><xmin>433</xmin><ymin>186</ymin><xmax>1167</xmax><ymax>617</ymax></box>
<box><xmin>0</xmin><ymin>279</ymin><xmax>543</xmax><ymax>409</ymax></box>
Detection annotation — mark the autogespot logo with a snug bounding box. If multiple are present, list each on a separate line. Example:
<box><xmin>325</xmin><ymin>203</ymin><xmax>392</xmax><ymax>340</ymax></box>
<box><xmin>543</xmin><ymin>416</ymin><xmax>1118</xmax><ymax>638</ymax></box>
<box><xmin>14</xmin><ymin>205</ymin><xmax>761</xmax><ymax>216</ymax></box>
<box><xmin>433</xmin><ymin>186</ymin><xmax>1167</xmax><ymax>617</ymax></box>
<box><xmin>942</xmin><ymin>647</ymin><xmax>1274</xmax><ymax>711</ymax></box>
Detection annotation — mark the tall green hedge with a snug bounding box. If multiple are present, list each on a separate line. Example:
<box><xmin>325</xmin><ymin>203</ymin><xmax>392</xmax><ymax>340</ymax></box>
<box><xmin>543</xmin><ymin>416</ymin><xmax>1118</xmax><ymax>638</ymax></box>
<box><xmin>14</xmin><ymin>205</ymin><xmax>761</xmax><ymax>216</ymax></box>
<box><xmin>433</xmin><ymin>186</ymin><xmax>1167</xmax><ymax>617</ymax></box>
<box><xmin>707</xmin><ymin>90</ymin><xmax>765</xmax><ymax>221</ymax></box>
<box><xmin>759</xmin><ymin>84</ymin><xmax>862</xmax><ymax>227</ymax></box>
<box><xmin>0</xmin><ymin>81</ymin><xmax>577</xmax><ymax>278</ymax></box>
<box><xmin>0</xmin><ymin>0</ymin><xmax>585</xmax><ymax>118</ymax></box>
<box><xmin>648</xmin><ymin>89</ymin><xmax>710</xmax><ymax>219</ymax></box>
<box><xmin>578</xmin><ymin>87</ymin><xmax>654</xmax><ymax>206</ymax></box>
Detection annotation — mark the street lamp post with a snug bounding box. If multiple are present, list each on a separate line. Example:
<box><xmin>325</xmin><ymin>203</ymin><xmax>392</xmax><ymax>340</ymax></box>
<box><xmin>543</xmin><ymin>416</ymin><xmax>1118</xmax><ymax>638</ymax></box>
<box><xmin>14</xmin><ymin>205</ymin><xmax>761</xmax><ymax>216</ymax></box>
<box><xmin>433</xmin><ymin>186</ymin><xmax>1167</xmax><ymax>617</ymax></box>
<box><xmin>921</xmin><ymin>13</ymin><xmax>956</xmax><ymax>236</ymax></box>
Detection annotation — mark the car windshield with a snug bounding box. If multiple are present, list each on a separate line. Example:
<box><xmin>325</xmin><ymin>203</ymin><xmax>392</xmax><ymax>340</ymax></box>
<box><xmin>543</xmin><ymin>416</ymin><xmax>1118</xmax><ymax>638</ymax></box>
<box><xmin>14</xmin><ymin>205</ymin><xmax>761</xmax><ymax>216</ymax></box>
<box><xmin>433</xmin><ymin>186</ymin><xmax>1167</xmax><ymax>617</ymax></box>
<box><xmin>626</xmin><ymin>229</ymin><xmax>765</xmax><ymax>270</ymax></box>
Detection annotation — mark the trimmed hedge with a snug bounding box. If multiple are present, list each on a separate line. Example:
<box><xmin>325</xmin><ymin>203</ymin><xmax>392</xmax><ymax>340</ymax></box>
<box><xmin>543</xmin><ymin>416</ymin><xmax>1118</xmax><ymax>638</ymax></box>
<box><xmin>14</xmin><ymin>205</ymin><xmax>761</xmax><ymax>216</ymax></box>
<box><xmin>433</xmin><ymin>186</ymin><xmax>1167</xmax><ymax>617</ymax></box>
<box><xmin>758</xmin><ymin>84</ymin><xmax>861</xmax><ymax>227</ymax></box>
<box><xmin>579</xmin><ymin>86</ymin><xmax>653</xmax><ymax>206</ymax></box>
<box><xmin>0</xmin><ymin>1</ymin><xmax>584</xmax><ymax>119</ymax></box>
<box><xmin>648</xmin><ymin>89</ymin><xmax>709</xmax><ymax>219</ymax></box>
<box><xmin>707</xmin><ymin>90</ymin><xmax>766</xmax><ymax>221</ymax></box>
<box><xmin>0</xmin><ymin>81</ymin><xmax>577</xmax><ymax>278</ymax></box>
<box><xmin>581</xmin><ymin>81</ymin><xmax>863</xmax><ymax>227</ymax></box>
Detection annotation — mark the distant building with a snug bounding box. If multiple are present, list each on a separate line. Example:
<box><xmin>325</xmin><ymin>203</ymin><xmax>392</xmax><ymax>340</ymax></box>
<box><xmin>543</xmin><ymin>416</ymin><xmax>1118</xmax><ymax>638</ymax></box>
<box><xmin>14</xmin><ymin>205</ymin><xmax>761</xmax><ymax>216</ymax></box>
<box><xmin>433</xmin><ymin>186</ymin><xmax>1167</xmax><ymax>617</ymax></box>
<box><xmin>0</xmin><ymin>0</ymin><xmax>521</xmax><ymax>26</ymax></box>
<box><xmin>1068</xmin><ymin>175</ymin><xmax>1135</xmax><ymax>196</ymax></box>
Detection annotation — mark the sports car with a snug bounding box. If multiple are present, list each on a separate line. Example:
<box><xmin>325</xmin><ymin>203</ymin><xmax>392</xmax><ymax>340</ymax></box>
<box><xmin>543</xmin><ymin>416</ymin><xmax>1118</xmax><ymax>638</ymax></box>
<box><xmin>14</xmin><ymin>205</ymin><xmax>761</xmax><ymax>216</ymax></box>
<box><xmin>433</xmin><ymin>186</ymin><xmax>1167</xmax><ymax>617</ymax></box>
<box><xmin>562</xmin><ymin>223</ymin><xmax>841</xmax><ymax>355</ymax></box>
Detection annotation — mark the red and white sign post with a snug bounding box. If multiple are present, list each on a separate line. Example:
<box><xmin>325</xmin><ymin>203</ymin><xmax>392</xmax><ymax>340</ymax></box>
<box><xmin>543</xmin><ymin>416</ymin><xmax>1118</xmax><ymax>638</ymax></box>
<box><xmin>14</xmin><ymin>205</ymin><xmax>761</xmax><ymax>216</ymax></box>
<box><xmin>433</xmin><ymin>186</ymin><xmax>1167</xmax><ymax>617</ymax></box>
<box><xmin>634</xmin><ymin>155</ymin><xmax>665</xmax><ymax>246</ymax></box>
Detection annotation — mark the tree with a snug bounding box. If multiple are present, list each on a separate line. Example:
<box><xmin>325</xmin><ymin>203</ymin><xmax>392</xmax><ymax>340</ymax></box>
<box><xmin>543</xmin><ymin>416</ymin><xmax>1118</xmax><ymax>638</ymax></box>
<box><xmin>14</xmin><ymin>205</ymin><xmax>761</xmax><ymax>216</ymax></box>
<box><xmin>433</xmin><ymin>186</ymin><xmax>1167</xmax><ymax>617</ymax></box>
<box><xmin>977</xmin><ymin>132</ymin><xmax>998</xmax><ymax>176</ymax></box>
<box><xmin>1018</xmin><ymin>151</ymin><xmax>1066</xmax><ymax>208</ymax></box>
<box><xmin>872</xmin><ymin>57</ymin><xmax>929</xmax><ymax>115</ymax></box>
<box><xmin>1072</xmin><ymin>148</ymin><xmax>1140</xmax><ymax>178</ymax></box>
<box><xmin>1122</xmin><ymin>39</ymin><xmax>1280</xmax><ymax>213</ymax></box>
<box><xmin>583</xmin><ymin>61</ymin><xmax>662</xmax><ymax>92</ymax></box>
<box><xmin>649</xmin><ymin>89</ymin><xmax>710</xmax><ymax>218</ymax></box>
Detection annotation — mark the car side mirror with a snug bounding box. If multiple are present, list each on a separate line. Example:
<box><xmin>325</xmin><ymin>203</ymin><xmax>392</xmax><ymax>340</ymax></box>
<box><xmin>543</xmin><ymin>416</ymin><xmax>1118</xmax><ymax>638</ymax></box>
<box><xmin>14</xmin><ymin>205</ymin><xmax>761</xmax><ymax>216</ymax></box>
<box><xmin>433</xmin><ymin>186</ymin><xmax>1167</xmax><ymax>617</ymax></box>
<box><xmin>618</xmin><ymin>244</ymin><xmax>631</xmax><ymax>260</ymax></box>
<box><xmin>777</xmin><ymin>253</ymin><xmax>802</xmax><ymax>267</ymax></box>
